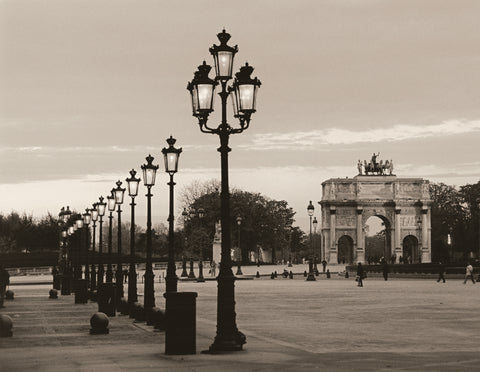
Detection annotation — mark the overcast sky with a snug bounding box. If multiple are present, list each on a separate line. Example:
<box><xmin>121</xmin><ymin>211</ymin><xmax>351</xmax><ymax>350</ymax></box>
<box><xmin>1</xmin><ymin>0</ymin><xmax>479</xmax><ymax>231</ymax></box>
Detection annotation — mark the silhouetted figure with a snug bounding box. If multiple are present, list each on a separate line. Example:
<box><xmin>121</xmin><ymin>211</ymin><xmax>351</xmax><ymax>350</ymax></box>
<box><xmin>463</xmin><ymin>262</ymin><xmax>475</xmax><ymax>284</ymax></box>
<box><xmin>322</xmin><ymin>260</ymin><xmax>327</xmax><ymax>273</ymax></box>
<box><xmin>437</xmin><ymin>262</ymin><xmax>446</xmax><ymax>283</ymax></box>
<box><xmin>326</xmin><ymin>269</ymin><xmax>331</xmax><ymax>279</ymax></box>
<box><xmin>356</xmin><ymin>263</ymin><xmax>364</xmax><ymax>287</ymax></box>
<box><xmin>382</xmin><ymin>260</ymin><xmax>390</xmax><ymax>281</ymax></box>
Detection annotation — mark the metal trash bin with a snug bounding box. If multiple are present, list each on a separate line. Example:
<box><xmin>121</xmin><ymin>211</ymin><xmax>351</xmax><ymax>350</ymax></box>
<box><xmin>74</xmin><ymin>279</ymin><xmax>88</xmax><ymax>304</ymax></box>
<box><xmin>61</xmin><ymin>274</ymin><xmax>72</xmax><ymax>295</ymax></box>
<box><xmin>97</xmin><ymin>283</ymin><xmax>116</xmax><ymax>317</ymax></box>
<box><xmin>163</xmin><ymin>292</ymin><xmax>198</xmax><ymax>355</ymax></box>
<box><xmin>53</xmin><ymin>274</ymin><xmax>62</xmax><ymax>290</ymax></box>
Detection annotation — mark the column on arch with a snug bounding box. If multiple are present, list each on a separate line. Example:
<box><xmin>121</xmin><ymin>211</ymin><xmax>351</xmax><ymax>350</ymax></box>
<box><xmin>421</xmin><ymin>206</ymin><xmax>430</xmax><ymax>263</ymax></box>
<box><xmin>329</xmin><ymin>207</ymin><xmax>337</xmax><ymax>264</ymax></box>
<box><xmin>355</xmin><ymin>207</ymin><xmax>364</xmax><ymax>263</ymax></box>
<box><xmin>394</xmin><ymin>208</ymin><xmax>401</xmax><ymax>263</ymax></box>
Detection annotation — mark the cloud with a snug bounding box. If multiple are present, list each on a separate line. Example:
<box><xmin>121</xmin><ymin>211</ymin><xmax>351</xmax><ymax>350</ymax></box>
<box><xmin>246</xmin><ymin>119</ymin><xmax>480</xmax><ymax>150</ymax></box>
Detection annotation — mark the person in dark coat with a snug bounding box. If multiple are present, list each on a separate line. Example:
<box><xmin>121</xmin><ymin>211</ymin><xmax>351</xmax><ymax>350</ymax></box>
<box><xmin>356</xmin><ymin>262</ymin><xmax>364</xmax><ymax>287</ymax></box>
<box><xmin>437</xmin><ymin>262</ymin><xmax>446</xmax><ymax>283</ymax></box>
<box><xmin>382</xmin><ymin>259</ymin><xmax>390</xmax><ymax>281</ymax></box>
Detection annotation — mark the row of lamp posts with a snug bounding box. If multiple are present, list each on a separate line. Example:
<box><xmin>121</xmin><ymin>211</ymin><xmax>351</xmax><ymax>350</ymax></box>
<box><xmin>55</xmin><ymin>29</ymin><xmax>260</xmax><ymax>354</ymax></box>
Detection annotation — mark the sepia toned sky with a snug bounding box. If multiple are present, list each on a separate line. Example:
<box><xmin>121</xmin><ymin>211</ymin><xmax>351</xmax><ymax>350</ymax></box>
<box><xmin>1</xmin><ymin>0</ymin><xmax>480</xmax><ymax>231</ymax></box>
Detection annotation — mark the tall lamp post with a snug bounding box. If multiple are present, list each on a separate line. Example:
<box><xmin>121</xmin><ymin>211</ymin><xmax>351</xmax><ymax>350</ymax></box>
<box><xmin>114</xmin><ymin>180</ymin><xmax>126</xmax><ymax>300</ymax></box>
<box><xmin>162</xmin><ymin>136</ymin><xmax>182</xmax><ymax>293</ymax></box>
<box><xmin>306</xmin><ymin>201</ymin><xmax>316</xmax><ymax>281</ymax></box>
<box><xmin>83</xmin><ymin>209</ymin><xmax>92</xmax><ymax>286</ymax></box>
<box><xmin>97</xmin><ymin>196</ymin><xmax>107</xmax><ymax>286</ymax></box>
<box><xmin>141</xmin><ymin>154</ymin><xmax>159</xmax><ymax>310</ymax></box>
<box><xmin>187</xmin><ymin>29</ymin><xmax>261</xmax><ymax>352</ymax></box>
<box><xmin>90</xmin><ymin>204</ymin><xmax>99</xmax><ymax>291</ymax></box>
<box><xmin>75</xmin><ymin>216</ymin><xmax>84</xmax><ymax>280</ymax></box>
<box><xmin>106</xmin><ymin>192</ymin><xmax>116</xmax><ymax>283</ymax></box>
<box><xmin>477</xmin><ymin>198</ymin><xmax>480</xmax><ymax>260</ymax></box>
<box><xmin>312</xmin><ymin>216</ymin><xmax>318</xmax><ymax>274</ymax></box>
<box><xmin>236</xmin><ymin>216</ymin><xmax>243</xmax><ymax>275</ymax></box>
<box><xmin>126</xmin><ymin>169</ymin><xmax>140</xmax><ymax>306</ymax></box>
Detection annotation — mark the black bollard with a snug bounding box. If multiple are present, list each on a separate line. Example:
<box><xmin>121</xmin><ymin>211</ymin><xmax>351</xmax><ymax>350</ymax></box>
<box><xmin>256</xmin><ymin>271</ymin><xmax>260</xmax><ymax>278</ymax></box>
<box><xmin>326</xmin><ymin>269</ymin><xmax>331</xmax><ymax>278</ymax></box>
<box><xmin>270</xmin><ymin>272</ymin><xmax>275</xmax><ymax>279</ymax></box>
<box><xmin>345</xmin><ymin>271</ymin><xmax>349</xmax><ymax>279</ymax></box>
<box><xmin>303</xmin><ymin>270</ymin><xmax>307</xmax><ymax>277</ymax></box>
<box><xmin>90</xmin><ymin>312</ymin><xmax>109</xmax><ymax>335</ymax></box>
<box><xmin>289</xmin><ymin>271</ymin><xmax>293</xmax><ymax>279</ymax></box>
<box><xmin>0</xmin><ymin>315</ymin><xmax>13</xmax><ymax>337</ymax></box>
<box><xmin>49</xmin><ymin>289</ymin><xmax>58</xmax><ymax>299</ymax></box>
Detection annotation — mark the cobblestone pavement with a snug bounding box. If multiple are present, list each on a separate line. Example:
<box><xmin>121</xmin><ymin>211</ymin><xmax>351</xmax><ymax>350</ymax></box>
<box><xmin>1</xmin><ymin>275</ymin><xmax>479</xmax><ymax>371</ymax></box>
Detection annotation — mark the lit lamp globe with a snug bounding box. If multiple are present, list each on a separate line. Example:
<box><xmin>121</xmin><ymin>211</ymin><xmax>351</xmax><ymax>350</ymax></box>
<box><xmin>126</xmin><ymin>169</ymin><xmax>140</xmax><ymax>198</ymax></box>
<box><xmin>91</xmin><ymin>205</ymin><xmax>99</xmax><ymax>223</ymax></box>
<box><xmin>141</xmin><ymin>155</ymin><xmax>159</xmax><ymax>187</ymax></box>
<box><xmin>83</xmin><ymin>210</ymin><xmax>92</xmax><ymax>226</ymax></box>
<box><xmin>187</xmin><ymin>62</ymin><xmax>217</xmax><ymax>118</ymax></box>
<box><xmin>107</xmin><ymin>192</ymin><xmax>116</xmax><ymax>213</ymax></box>
<box><xmin>307</xmin><ymin>201</ymin><xmax>315</xmax><ymax>217</ymax></box>
<box><xmin>231</xmin><ymin>63</ymin><xmax>261</xmax><ymax>119</ymax></box>
<box><xmin>97</xmin><ymin>197</ymin><xmax>107</xmax><ymax>218</ymax></box>
<box><xmin>161</xmin><ymin>136</ymin><xmax>182</xmax><ymax>175</ymax></box>
<box><xmin>113</xmin><ymin>180</ymin><xmax>126</xmax><ymax>205</ymax></box>
<box><xmin>209</xmin><ymin>29</ymin><xmax>238</xmax><ymax>81</ymax></box>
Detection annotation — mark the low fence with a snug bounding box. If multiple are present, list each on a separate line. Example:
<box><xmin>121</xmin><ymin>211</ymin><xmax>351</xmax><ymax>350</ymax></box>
<box><xmin>346</xmin><ymin>263</ymin><xmax>479</xmax><ymax>275</ymax></box>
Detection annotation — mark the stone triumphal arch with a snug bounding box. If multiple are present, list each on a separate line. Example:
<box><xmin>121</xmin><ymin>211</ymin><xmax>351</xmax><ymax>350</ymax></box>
<box><xmin>319</xmin><ymin>162</ymin><xmax>432</xmax><ymax>264</ymax></box>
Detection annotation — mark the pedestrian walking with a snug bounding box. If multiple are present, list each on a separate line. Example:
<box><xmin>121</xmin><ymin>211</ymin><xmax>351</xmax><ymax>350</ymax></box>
<box><xmin>0</xmin><ymin>265</ymin><xmax>10</xmax><ymax>308</ymax></box>
<box><xmin>356</xmin><ymin>262</ymin><xmax>364</xmax><ymax>287</ymax></box>
<box><xmin>382</xmin><ymin>259</ymin><xmax>389</xmax><ymax>281</ymax></box>
<box><xmin>437</xmin><ymin>261</ymin><xmax>446</xmax><ymax>283</ymax></box>
<box><xmin>463</xmin><ymin>262</ymin><xmax>475</xmax><ymax>284</ymax></box>
<box><xmin>322</xmin><ymin>260</ymin><xmax>327</xmax><ymax>273</ymax></box>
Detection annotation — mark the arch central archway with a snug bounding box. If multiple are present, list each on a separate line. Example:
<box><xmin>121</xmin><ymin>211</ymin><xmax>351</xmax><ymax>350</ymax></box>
<box><xmin>364</xmin><ymin>215</ymin><xmax>391</xmax><ymax>264</ymax></box>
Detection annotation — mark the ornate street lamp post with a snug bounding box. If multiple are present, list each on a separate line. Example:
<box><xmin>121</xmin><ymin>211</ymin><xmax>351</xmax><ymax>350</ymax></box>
<box><xmin>141</xmin><ymin>154</ymin><xmax>159</xmax><ymax>310</ymax></box>
<box><xmin>181</xmin><ymin>208</ymin><xmax>189</xmax><ymax>278</ymax></box>
<box><xmin>126</xmin><ymin>169</ymin><xmax>140</xmax><ymax>306</ymax></box>
<box><xmin>306</xmin><ymin>201</ymin><xmax>316</xmax><ymax>281</ymax></box>
<box><xmin>187</xmin><ymin>29</ymin><xmax>261</xmax><ymax>352</ymax></box>
<box><xmin>196</xmin><ymin>207</ymin><xmax>206</xmax><ymax>282</ymax></box>
<box><xmin>236</xmin><ymin>216</ymin><xmax>243</xmax><ymax>275</ymax></box>
<box><xmin>75</xmin><ymin>216</ymin><xmax>84</xmax><ymax>281</ymax></box>
<box><xmin>90</xmin><ymin>204</ymin><xmax>99</xmax><ymax>291</ymax></box>
<box><xmin>83</xmin><ymin>209</ymin><xmax>92</xmax><ymax>286</ymax></box>
<box><xmin>97</xmin><ymin>196</ymin><xmax>107</xmax><ymax>286</ymax></box>
<box><xmin>162</xmin><ymin>136</ymin><xmax>182</xmax><ymax>293</ymax></box>
<box><xmin>312</xmin><ymin>216</ymin><xmax>318</xmax><ymax>274</ymax></box>
<box><xmin>106</xmin><ymin>192</ymin><xmax>116</xmax><ymax>283</ymax></box>
<box><xmin>477</xmin><ymin>198</ymin><xmax>480</xmax><ymax>260</ymax></box>
<box><xmin>114</xmin><ymin>180</ymin><xmax>126</xmax><ymax>301</ymax></box>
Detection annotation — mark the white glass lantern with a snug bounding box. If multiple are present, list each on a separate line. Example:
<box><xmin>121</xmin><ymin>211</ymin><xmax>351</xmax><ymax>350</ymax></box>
<box><xmin>307</xmin><ymin>201</ymin><xmax>314</xmax><ymax>217</ymax></box>
<box><xmin>209</xmin><ymin>29</ymin><xmax>238</xmax><ymax>81</ymax></box>
<box><xmin>126</xmin><ymin>169</ymin><xmax>140</xmax><ymax>197</ymax></box>
<box><xmin>97</xmin><ymin>196</ymin><xmax>107</xmax><ymax>217</ymax></box>
<box><xmin>161</xmin><ymin>136</ymin><xmax>182</xmax><ymax>175</ymax></box>
<box><xmin>113</xmin><ymin>180</ymin><xmax>126</xmax><ymax>205</ymax></box>
<box><xmin>141</xmin><ymin>154</ymin><xmax>159</xmax><ymax>187</ymax></box>
<box><xmin>91</xmin><ymin>204</ymin><xmax>99</xmax><ymax>222</ymax></box>
<box><xmin>232</xmin><ymin>63</ymin><xmax>261</xmax><ymax>114</ymax></box>
<box><xmin>107</xmin><ymin>193</ymin><xmax>116</xmax><ymax>212</ymax></box>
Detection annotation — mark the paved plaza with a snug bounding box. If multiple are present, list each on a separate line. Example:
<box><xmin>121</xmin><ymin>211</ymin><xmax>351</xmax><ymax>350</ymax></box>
<box><xmin>1</xmin><ymin>273</ymin><xmax>479</xmax><ymax>371</ymax></box>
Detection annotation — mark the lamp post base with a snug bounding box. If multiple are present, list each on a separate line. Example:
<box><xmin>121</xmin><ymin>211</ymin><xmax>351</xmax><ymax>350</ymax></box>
<box><xmin>204</xmin><ymin>331</ymin><xmax>246</xmax><ymax>353</ymax></box>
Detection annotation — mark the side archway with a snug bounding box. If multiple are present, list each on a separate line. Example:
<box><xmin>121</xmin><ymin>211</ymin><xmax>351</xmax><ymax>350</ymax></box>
<box><xmin>337</xmin><ymin>235</ymin><xmax>354</xmax><ymax>264</ymax></box>
<box><xmin>402</xmin><ymin>235</ymin><xmax>419</xmax><ymax>264</ymax></box>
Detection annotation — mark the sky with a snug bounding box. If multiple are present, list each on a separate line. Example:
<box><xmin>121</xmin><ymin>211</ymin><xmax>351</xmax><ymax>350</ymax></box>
<box><xmin>1</xmin><ymin>0</ymin><xmax>480</xmax><ymax>232</ymax></box>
